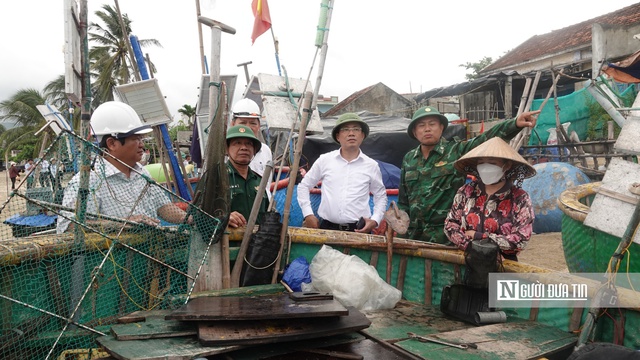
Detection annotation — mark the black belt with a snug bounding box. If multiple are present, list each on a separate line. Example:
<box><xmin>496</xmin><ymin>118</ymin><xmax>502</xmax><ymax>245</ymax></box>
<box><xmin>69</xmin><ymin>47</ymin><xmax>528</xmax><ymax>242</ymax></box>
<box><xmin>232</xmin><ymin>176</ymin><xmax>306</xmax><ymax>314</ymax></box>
<box><xmin>320</xmin><ymin>219</ymin><xmax>358</xmax><ymax>232</ymax></box>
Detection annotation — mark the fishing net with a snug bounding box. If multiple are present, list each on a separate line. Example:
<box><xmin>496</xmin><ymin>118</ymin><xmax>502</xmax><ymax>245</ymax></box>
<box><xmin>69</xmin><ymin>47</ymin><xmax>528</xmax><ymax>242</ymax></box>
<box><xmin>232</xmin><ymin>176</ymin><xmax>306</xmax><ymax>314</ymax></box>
<box><xmin>0</xmin><ymin>131</ymin><xmax>226</xmax><ymax>359</ymax></box>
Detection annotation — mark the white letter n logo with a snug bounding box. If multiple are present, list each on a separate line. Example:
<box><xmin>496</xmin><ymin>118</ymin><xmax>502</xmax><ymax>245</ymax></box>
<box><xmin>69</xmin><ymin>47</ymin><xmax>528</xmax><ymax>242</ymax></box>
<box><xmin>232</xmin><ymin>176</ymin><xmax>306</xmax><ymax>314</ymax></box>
<box><xmin>497</xmin><ymin>280</ymin><xmax>519</xmax><ymax>300</ymax></box>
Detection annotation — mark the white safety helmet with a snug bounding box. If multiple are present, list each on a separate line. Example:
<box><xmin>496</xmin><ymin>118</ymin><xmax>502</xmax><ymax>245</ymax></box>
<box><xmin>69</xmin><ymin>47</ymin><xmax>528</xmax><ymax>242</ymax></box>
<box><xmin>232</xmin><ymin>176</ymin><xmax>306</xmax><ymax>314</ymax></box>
<box><xmin>91</xmin><ymin>101</ymin><xmax>152</xmax><ymax>141</ymax></box>
<box><xmin>232</xmin><ymin>98</ymin><xmax>261</xmax><ymax>119</ymax></box>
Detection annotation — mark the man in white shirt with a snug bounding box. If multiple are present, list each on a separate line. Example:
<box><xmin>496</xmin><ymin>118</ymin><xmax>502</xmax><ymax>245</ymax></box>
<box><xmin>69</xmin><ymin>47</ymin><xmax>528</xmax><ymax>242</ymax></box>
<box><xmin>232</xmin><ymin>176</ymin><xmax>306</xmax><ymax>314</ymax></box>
<box><xmin>39</xmin><ymin>157</ymin><xmax>51</xmax><ymax>187</ymax></box>
<box><xmin>297</xmin><ymin>113</ymin><xmax>387</xmax><ymax>233</ymax></box>
<box><xmin>24</xmin><ymin>159</ymin><xmax>35</xmax><ymax>189</ymax></box>
<box><xmin>230</xmin><ymin>98</ymin><xmax>273</xmax><ymax>196</ymax></box>
<box><xmin>57</xmin><ymin>101</ymin><xmax>189</xmax><ymax>233</ymax></box>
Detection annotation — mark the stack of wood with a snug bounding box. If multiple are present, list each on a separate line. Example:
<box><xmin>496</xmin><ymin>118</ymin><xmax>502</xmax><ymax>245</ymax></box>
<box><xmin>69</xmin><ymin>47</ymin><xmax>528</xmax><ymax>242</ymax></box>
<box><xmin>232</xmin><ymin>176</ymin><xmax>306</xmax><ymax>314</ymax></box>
<box><xmin>95</xmin><ymin>292</ymin><xmax>371</xmax><ymax>360</ymax></box>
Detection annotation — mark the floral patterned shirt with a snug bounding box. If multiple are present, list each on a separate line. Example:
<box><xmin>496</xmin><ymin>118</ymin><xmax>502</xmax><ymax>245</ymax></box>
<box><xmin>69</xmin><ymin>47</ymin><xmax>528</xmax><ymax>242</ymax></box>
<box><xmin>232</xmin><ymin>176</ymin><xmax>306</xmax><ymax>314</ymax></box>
<box><xmin>444</xmin><ymin>180</ymin><xmax>534</xmax><ymax>257</ymax></box>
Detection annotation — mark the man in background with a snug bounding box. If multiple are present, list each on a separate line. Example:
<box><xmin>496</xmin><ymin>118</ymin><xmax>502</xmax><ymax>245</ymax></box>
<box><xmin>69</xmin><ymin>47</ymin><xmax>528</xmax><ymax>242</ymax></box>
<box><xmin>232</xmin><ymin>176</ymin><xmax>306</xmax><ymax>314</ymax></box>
<box><xmin>230</xmin><ymin>98</ymin><xmax>273</xmax><ymax>195</ymax></box>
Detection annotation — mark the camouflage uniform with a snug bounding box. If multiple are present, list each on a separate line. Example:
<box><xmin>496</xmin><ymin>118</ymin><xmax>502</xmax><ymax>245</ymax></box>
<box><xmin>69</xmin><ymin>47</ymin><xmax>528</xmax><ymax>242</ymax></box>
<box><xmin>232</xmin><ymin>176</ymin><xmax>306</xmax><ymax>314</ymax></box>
<box><xmin>398</xmin><ymin>119</ymin><xmax>523</xmax><ymax>243</ymax></box>
<box><xmin>227</xmin><ymin>163</ymin><xmax>268</xmax><ymax>223</ymax></box>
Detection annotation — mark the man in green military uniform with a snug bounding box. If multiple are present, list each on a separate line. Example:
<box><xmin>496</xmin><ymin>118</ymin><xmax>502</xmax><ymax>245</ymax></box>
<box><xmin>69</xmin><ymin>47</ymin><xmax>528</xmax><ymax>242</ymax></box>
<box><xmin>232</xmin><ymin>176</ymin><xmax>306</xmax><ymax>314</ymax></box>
<box><xmin>226</xmin><ymin>125</ymin><xmax>268</xmax><ymax>228</ymax></box>
<box><xmin>398</xmin><ymin>106</ymin><xmax>539</xmax><ymax>243</ymax></box>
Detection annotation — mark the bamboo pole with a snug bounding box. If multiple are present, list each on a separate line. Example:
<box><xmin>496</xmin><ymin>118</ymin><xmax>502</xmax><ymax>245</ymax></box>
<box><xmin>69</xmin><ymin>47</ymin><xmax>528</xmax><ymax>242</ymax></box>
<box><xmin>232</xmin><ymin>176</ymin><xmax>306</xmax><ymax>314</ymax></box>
<box><xmin>195</xmin><ymin>0</ymin><xmax>206</xmax><ymax>74</ymax></box>
<box><xmin>271</xmin><ymin>92</ymin><xmax>314</xmax><ymax>284</ymax></box>
<box><xmin>311</xmin><ymin>0</ymin><xmax>334</xmax><ymax>110</ymax></box>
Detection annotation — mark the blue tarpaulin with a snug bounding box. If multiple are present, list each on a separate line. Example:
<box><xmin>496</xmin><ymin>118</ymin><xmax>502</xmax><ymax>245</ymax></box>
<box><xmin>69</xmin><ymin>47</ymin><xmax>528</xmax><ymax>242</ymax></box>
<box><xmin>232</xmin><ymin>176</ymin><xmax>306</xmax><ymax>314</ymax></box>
<box><xmin>4</xmin><ymin>214</ymin><xmax>57</xmax><ymax>227</ymax></box>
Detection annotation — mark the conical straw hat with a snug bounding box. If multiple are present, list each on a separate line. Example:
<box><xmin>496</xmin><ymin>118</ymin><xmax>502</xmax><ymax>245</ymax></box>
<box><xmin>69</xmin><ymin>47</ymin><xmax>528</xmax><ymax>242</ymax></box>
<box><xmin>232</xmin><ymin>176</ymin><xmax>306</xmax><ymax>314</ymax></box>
<box><xmin>454</xmin><ymin>137</ymin><xmax>536</xmax><ymax>179</ymax></box>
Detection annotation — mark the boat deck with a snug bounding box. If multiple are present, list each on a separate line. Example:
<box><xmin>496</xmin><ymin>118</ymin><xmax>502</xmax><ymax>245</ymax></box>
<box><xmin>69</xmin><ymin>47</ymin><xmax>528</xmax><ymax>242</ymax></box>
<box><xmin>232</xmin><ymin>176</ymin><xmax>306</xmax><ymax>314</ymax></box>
<box><xmin>94</xmin><ymin>299</ymin><xmax>577</xmax><ymax>360</ymax></box>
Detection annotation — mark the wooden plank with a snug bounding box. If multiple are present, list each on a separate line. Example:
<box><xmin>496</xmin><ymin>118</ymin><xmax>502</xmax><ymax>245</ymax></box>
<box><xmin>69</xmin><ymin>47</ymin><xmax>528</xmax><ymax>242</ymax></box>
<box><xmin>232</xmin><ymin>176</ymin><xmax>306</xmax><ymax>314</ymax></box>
<box><xmin>96</xmin><ymin>334</ymin><xmax>240</xmax><ymax>360</ymax></box>
<box><xmin>396</xmin><ymin>256</ymin><xmax>408</xmax><ymax>291</ymax></box>
<box><xmin>166</xmin><ymin>294</ymin><xmax>348</xmax><ymax>321</ymax></box>
<box><xmin>395</xmin><ymin>321</ymin><xmax>576</xmax><ymax>360</ymax></box>
<box><xmin>225</xmin><ymin>332</ymin><xmax>366</xmax><ymax>360</ymax></box>
<box><xmin>197</xmin><ymin>307</ymin><xmax>370</xmax><ymax>346</ymax></box>
<box><xmin>110</xmin><ymin>317</ymin><xmax>197</xmax><ymax>340</ymax></box>
<box><xmin>424</xmin><ymin>260</ymin><xmax>433</xmax><ymax>306</ymax></box>
<box><xmin>361</xmin><ymin>301</ymin><xmax>471</xmax><ymax>341</ymax></box>
<box><xmin>117</xmin><ymin>310</ymin><xmax>173</xmax><ymax>324</ymax></box>
<box><xmin>369</xmin><ymin>251</ymin><xmax>379</xmax><ymax>267</ymax></box>
<box><xmin>569</xmin><ymin>306</ymin><xmax>584</xmax><ymax>332</ymax></box>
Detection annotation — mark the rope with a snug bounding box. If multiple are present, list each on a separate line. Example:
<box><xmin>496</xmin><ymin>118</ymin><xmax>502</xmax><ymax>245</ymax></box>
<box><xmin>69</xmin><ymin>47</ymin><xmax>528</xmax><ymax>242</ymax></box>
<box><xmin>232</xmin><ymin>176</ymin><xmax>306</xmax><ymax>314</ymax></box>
<box><xmin>243</xmin><ymin>253</ymin><xmax>279</xmax><ymax>270</ymax></box>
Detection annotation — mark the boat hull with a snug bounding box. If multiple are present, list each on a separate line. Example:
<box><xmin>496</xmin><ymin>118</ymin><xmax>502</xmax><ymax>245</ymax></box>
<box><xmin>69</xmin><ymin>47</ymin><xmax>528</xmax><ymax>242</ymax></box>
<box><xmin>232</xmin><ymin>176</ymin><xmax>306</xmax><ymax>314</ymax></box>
<box><xmin>558</xmin><ymin>182</ymin><xmax>640</xmax><ymax>273</ymax></box>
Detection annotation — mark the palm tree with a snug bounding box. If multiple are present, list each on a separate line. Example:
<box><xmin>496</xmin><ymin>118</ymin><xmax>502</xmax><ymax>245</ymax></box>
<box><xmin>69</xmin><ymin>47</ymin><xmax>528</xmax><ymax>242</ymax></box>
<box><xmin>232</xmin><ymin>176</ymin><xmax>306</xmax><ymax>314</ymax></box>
<box><xmin>43</xmin><ymin>75</ymin><xmax>81</xmax><ymax>131</ymax></box>
<box><xmin>0</xmin><ymin>88</ymin><xmax>48</xmax><ymax>160</ymax></box>
<box><xmin>89</xmin><ymin>4</ymin><xmax>162</xmax><ymax>107</ymax></box>
<box><xmin>178</xmin><ymin>104</ymin><xmax>197</xmax><ymax>130</ymax></box>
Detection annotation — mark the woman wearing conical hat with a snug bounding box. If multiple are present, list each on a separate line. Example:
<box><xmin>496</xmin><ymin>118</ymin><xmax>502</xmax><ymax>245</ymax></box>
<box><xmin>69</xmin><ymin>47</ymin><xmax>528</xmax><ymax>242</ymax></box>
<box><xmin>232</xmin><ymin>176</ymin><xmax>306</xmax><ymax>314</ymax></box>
<box><xmin>443</xmin><ymin>138</ymin><xmax>536</xmax><ymax>261</ymax></box>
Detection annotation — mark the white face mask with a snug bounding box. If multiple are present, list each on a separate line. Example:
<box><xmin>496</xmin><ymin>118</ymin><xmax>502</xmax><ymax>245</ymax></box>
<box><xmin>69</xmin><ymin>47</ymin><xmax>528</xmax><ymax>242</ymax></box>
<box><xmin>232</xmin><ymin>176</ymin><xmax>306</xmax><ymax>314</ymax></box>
<box><xmin>476</xmin><ymin>163</ymin><xmax>505</xmax><ymax>184</ymax></box>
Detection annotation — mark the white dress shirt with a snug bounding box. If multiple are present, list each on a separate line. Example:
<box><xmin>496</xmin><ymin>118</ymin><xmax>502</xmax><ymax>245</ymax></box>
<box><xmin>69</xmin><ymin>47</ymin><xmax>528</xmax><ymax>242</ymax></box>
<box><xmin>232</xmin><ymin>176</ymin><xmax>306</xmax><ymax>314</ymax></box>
<box><xmin>297</xmin><ymin>149</ymin><xmax>387</xmax><ymax>225</ymax></box>
<box><xmin>250</xmin><ymin>142</ymin><xmax>273</xmax><ymax>198</ymax></box>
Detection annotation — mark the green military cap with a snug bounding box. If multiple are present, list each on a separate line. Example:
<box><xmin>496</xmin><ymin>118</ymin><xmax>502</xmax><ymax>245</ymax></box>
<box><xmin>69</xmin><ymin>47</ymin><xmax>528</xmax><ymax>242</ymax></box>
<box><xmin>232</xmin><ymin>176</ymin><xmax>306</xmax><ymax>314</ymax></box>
<box><xmin>407</xmin><ymin>106</ymin><xmax>449</xmax><ymax>140</ymax></box>
<box><xmin>331</xmin><ymin>112</ymin><xmax>370</xmax><ymax>143</ymax></box>
<box><xmin>226</xmin><ymin>125</ymin><xmax>261</xmax><ymax>153</ymax></box>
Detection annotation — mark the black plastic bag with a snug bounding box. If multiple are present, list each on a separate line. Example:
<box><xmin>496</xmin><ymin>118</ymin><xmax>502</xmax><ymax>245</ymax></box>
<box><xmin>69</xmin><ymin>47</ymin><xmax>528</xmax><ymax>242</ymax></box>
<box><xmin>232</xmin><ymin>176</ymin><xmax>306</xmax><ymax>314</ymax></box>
<box><xmin>240</xmin><ymin>211</ymin><xmax>282</xmax><ymax>287</ymax></box>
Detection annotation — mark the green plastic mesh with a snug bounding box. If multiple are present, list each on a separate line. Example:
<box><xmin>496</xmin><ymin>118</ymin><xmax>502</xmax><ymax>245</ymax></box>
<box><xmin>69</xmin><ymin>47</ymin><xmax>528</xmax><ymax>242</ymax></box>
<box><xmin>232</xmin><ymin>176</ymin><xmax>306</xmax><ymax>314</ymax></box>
<box><xmin>0</xmin><ymin>132</ymin><xmax>225</xmax><ymax>359</ymax></box>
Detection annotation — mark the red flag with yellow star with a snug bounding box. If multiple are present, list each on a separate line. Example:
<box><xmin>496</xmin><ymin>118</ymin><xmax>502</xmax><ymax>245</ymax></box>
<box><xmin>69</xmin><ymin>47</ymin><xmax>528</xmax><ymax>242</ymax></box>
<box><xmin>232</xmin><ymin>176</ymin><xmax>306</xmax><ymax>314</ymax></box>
<box><xmin>251</xmin><ymin>0</ymin><xmax>271</xmax><ymax>44</ymax></box>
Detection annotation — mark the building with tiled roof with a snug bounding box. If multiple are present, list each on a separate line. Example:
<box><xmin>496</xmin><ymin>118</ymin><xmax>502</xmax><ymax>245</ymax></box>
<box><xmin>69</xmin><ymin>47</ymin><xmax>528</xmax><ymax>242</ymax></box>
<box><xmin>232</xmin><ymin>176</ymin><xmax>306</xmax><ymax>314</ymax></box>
<box><xmin>415</xmin><ymin>2</ymin><xmax>640</xmax><ymax>122</ymax></box>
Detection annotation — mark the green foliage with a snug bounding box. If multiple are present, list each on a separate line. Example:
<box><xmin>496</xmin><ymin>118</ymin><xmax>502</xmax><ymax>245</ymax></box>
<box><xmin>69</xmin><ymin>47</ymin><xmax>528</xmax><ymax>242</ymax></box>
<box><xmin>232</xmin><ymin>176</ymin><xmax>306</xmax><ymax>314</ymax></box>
<box><xmin>459</xmin><ymin>56</ymin><xmax>493</xmax><ymax>81</ymax></box>
<box><xmin>585</xmin><ymin>87</ymin><xmax>635</xmax><ymax>140</ymax></box>
<box><xmin>169</xmin><ymin>120</ymin><xmax>189</xmax><ymax>142</ymax></box>
<box><xmin>178</xmin><ymin>104</ymin><xmax>197</xmax><ymax>128</ymax></box>
<box><xmin>89</xmin><ymin>4</ymin><xmax>162</xmax><ymax>108</ymax></box>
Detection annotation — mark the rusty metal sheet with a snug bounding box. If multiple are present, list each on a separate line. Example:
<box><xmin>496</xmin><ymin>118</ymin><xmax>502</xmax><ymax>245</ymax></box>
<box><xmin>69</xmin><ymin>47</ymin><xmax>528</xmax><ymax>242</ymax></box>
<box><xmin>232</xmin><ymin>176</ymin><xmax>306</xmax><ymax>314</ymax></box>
<box><xmin>197</xmin><ymin>307</ymin><xmax>370</xmax><ymax>346</ymax></box>
<box><xmin>166</xmin><ymin>294</ymin><xmax>348</xmax><ymax>321</ymax></box>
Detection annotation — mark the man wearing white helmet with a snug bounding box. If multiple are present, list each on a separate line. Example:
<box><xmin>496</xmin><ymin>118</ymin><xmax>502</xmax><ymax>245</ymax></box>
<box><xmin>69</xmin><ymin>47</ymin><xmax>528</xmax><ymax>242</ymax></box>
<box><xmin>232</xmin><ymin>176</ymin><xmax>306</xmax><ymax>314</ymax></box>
<box><xmin>230</xmin><ymin>98</ymin><xmax>273</xmax><ymax>196</ymax></box>
<box><xmin>57</xmin><ymin>101</ymin><xmax>189</xmax><ymax>233</ymax></box>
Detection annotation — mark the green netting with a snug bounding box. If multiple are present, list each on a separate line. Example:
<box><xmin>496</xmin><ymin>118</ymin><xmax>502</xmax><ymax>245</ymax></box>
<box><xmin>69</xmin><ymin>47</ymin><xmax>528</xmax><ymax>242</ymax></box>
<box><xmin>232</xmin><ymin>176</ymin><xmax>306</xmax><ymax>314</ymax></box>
<box><xmin>0</xmin><ymin>132</ymin><xmax>225</xmax><ymax>359</ymax></box>
<box><xmin>528</xmin><ymin>85</ymin><xmax>636</xmax><ymax>146</ymax></box>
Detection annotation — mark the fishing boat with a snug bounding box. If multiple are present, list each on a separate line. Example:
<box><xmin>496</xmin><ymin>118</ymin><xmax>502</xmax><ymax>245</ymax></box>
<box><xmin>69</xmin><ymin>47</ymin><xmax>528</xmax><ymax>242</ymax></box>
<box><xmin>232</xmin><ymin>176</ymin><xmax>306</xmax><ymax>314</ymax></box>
<box><xmin>3</xmin><ymin>219</ymin><xmax>640</xmax><ymax>359</ymax></box>
<box><xmin>3</xmin><ymin>2</ymin><xmax>640</xmax><ymax>360</ymax></box>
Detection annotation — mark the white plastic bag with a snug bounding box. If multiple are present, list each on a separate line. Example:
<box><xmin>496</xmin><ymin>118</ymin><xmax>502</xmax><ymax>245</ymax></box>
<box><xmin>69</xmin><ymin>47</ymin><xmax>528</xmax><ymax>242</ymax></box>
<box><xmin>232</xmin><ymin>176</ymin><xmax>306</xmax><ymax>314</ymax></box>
<box><xmin>308</xmin><ymin>245</ymin><xmax>402</xmax><ymax>310</ymax></box>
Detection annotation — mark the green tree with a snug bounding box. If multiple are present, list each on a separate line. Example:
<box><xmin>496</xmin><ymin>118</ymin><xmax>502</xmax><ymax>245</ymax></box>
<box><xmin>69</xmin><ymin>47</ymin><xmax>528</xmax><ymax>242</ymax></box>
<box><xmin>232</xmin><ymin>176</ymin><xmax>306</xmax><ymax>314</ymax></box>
<box><xmin>169</xmin><ymin>119</ymin><xmax>189</xmax><ymax>142</ymax></box>
<box><xmin>43</xmin><ymin>74</ymin><xmax>81</xmax><ymax>131</ymax></box>
<box><xmin>178</xmin><ymin>104</ymin><xmax>197</xmax><ymax>130</ymax></box>
<box><xmin>459</xmin><ymin>56</ymin><xmax>494</xmax><ymax>81</ymax></box>
<box><xmin>89</xmin><ymin>4</ymin><xmax>162</xmax><ymax>106</ymax></box>
<box><xmin>0</xmin><ymin>88</ymin><xmax>48</xmax><ymax>160</ymax></box>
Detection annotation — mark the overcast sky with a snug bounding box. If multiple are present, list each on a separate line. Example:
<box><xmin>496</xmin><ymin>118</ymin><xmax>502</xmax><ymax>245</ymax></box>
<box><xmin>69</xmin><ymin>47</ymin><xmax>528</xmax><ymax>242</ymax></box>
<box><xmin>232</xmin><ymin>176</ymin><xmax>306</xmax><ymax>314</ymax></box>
<box><xmin>1</xmin><ymin>0</ymin><xmax>639</xmax><ymax>123</ymax></box>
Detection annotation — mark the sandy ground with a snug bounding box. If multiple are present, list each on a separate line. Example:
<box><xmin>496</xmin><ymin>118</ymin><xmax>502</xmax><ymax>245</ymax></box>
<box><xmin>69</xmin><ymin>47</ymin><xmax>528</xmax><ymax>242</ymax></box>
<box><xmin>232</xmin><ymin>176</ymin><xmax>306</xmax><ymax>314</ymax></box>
<box><xmin>0</xmin><ymin>169</ymin><xmax>569</xmax><ymax>271</ymax></box>
<box><xmin>519</xmin><ymin>232</ymin><xmax>568</xmax><ymax>272</ymax></box>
